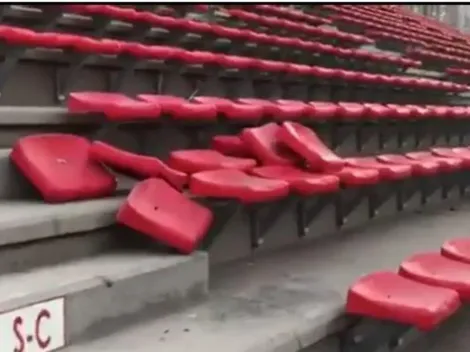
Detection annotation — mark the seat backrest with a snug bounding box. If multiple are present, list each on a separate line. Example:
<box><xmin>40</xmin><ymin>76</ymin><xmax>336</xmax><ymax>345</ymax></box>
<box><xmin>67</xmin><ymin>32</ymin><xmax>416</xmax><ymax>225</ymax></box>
<box><xmin>277</xmin><ymin>122</ymin><xmax>345</xmax><ymax>172</ymax></box>
<box><xmin>240</xmin><ymin>123</ymin><xmax>300</xmax><ymax>166</ymax></box>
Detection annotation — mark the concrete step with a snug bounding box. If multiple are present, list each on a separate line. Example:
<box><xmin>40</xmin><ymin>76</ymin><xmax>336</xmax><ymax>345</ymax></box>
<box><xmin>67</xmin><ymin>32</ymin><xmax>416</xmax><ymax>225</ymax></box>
<box><xmin>0</xmin><ymin>250</ymin><xmax>207</xmax><ymax>351</ymax></box>
<box><xmin>0</xmin><ymin>197</ymin><xmax>136</xmax><ymax>273</ymax></box>
<box><xmin>64</xmin><ymin>204</ymin><xmax>470</xmax><ymax>352</ymax></box>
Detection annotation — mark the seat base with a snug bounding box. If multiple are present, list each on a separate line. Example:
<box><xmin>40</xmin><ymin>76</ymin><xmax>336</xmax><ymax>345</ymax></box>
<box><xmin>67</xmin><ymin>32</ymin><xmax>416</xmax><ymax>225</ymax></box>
<box><xmin>346</xmin><ymin>271</ymin><xmax>460</xmax><ymax>331</ymax></box>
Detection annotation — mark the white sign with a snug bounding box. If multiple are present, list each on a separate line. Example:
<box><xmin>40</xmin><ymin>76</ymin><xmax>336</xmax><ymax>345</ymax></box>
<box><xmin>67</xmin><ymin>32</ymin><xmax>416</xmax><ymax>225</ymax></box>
<box><xmin>0</xmin><ymin>298</ymin><xmax>65</xmax><ymax>352</ymax></box>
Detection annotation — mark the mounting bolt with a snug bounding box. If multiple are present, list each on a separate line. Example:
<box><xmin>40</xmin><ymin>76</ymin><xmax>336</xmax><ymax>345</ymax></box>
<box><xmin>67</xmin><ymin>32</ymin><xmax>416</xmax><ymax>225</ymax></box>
<box><xmin>343</xmin><ymin>217</ymin><xmax>348</xmax><ymax>224</ymax></box>
<box><xmin>257</xmin><ymin>238</ymin><xmax>264</xmax><ymax>246</ymax></box>
<box><xmin>304</xmin><ymin>227</ymin><xmax>310</xmax><ymax>233</ymax></box>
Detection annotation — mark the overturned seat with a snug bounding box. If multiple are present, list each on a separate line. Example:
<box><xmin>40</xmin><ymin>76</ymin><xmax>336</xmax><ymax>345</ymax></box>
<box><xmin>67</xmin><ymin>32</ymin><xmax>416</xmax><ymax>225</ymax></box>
<box><xmin>67</xmin><ymin>92</ymin><xmax>161</xmax><ymax>121</ymax></box>
<box><xmin>117</xmin><ymin>178</ymin><xmax>213</xmax><ymax>254</ymax></box>
<box><xmin>89</xmin><ymin>141</ymin><xmax>188</xmax><ymax>190</ymax></box>
<box><xmin>346</xmin><ymin>271</ymin><xmax>460</xmax><ymax>331</ymax></box>
<box><xmin>277</xmin><ymin>121</ymin><xmax>345</xmax><ymax>171</ymax></box>
<box><xmin>11</xmin><ymin>134</ymin><xmax>117</xmax><ymax>202</ymax></box>
<box><xmin>240</xmin><ymin>122</ymin><xmax>302</xmax><ymax>166</ymax></box>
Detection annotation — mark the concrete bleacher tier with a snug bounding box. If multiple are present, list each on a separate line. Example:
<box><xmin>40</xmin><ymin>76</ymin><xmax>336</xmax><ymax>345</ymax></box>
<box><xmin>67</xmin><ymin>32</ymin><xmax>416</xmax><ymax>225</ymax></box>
<box><xmin>1</xmin><ymin>3</ymin><xmax>470</xmax><ymax>352</ymax></box>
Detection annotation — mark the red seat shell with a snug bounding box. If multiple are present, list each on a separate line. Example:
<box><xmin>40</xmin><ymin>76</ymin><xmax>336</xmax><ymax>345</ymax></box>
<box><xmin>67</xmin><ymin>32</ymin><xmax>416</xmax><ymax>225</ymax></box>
<box><xmin>117</xmin><ymin>178</ymin><xmax>213</xmax><ymax>254</ymax></box>
<box><xmin>11</xmin><ymin>134</ymin><xmax>116</xmax><ymax>202</ymax></box>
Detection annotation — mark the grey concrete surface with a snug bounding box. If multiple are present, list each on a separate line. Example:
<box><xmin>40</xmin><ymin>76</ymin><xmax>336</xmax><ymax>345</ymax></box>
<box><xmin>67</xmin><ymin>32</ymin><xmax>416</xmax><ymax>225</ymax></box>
<box><xmin>0</xmin><ymin>198</ymin><xmax>125</xmax><ymax>246</ymax></box>
<box><xmin>65</xmin><ymin>204</ymin><xmax>470</xmax><ymax>352</ymax></box>
<box><xmin>0</xmin><ymin>250</ymin><xmax>208</xmax><ymax>345</ymax></box>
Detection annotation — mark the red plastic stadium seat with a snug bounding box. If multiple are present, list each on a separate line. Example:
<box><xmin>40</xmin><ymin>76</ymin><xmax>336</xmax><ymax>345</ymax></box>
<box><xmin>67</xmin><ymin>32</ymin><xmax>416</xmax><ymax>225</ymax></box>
<box><xmin>376</xmin><ymin>154</ymin><xmax>440</xmax><ymax>176</ymax></box>
<box><xmin>346</xmin><ymin>271</ymin><xmax>460</xmax><ymax>331</ymax></box>
<box><xmin>276</xmin><ymin>99</ymin><xmax>315</xmax><ymax>117</ymax></box>
<box><xmin>406</xmin><ymin>151</ymin><xmax>462</xmax><ymax>172</ymax></box>
<box><xmin>346</xmin><ymin>157</ymin><xmax>412</xmax><ymax>181</ymax></box>
<box><xmin>193</xmin><ymin>97</ymin><xmax>264</xmax><ymax>121</ymax></box>
<box><xmin>117</xmin><ymin>178</ymin><xmax>213</xmax><ymax>254</ymax></box>
<box><xmin>277</xmin><ymin>122</ymin><xmax>345</xmax><ymax>172</ymax></box>
<box><xmin>330</xmin><ymin>166</ymin><xmax>380</xmax><ymax>186</ymax></box>
<box><xmin>309</xmin><ymin>102</ymin><xmax>339</xmax><ymax>120</ymax></box>
<box><xmin>11</xmin><ymin>134</ymin><xmax>116</xmax><ymax>202</ymax></box>
<box><xmin>250</xmin><ymin>165</ymin><xmax>340</xmax><ymax>195</ymax></box>
<box><xmin>431</xmin><ymin>147</ymin><xmax>470</xmax><ymax>168</ymax></box>
<box><xmin>337</xmin><ymin>102</ymin><xmax>367</xmax><ymax>119</ymax></box>
<box><xmin>240</xmin><ymin>123</ymin><xmax>301</xmax><ymax>166</ymax></box>
<box><xmin>168</xmin><ymin>149</ymin><xmax>257</xmax><ymax>174</ymax></box>
<box><xmin>89</xmin><ymin>141</ymin><xmax>187</xmax><ymax>190</ymax></box>
<box><xmin>190</xmin><ymin>169</ymin><xmax>290</xmax><ymax>203</ymax></box>
<box><xmin>137</xmin><ymin>94</ymin><xmax>217</xmax><ymax>121</ymax></box>
<box><xmin>68</xmin><ymin>92</ymin><xmax>161</xmax><ymax>121</ymax></box>
<box><xmin>237</xmin><ymin>98</ymin><xmax>306</xmax><ymax>120</ymax></box>
<box><xmin>211</xmin><ymin>135</ymin><xmax>252</xmax><ymax>157</ymax></box>
<box><xmin>442</xmin><ymin>238</ymin><xmax>470</xmax><ymax>264</ymax></box>
<box><xmin>400</xmin><ymin>252</ymin><xmax>470</xmax><ymax>301</ymax></box>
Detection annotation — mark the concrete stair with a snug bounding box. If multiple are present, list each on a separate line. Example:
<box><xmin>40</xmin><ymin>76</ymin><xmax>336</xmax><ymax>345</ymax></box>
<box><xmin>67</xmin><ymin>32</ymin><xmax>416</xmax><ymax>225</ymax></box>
<box><xmin>62</xmin><ymin>204</ymin><xmax>470</xmax><ymax>352</ymax></box>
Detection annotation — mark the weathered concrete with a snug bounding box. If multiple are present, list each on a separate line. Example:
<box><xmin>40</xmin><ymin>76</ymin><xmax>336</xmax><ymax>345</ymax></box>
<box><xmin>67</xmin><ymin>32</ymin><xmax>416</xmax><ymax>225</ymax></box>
<box><xmin>65</xmin><ymin>203</ymin><xmax>470</xmax><ymax>352</ymax></box>
<box><xmin>0</xmin><ymin>250</ymin><xmax>208</xmax><ymax>346</ymax></box>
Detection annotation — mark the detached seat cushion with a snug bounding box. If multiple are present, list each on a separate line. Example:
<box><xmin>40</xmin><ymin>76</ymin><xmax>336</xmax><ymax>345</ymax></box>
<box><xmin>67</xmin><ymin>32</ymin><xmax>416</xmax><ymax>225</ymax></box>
<box><xmin>89</xmin><ymin>141</ymin><xmax>188</xmax><ymax>190</ymax></box>
<box><xmin>400</xmin><ymin>252</ymin><xmax>470</xmax><ymax>301</ymax></box>
<box><xmin>250</xmin><ymin>165</ymin><xmax>340</xmax><ymax>195</ymax></box>
<box><xmin>240</xmin><ymin>123</ymin><xmax>301</xmax><ymax>166</ymax></box>
<box><xmin>137</xmin><ymin>94</ymin><xmax>217</xmax><ymax>121</ymax></box>
<box><xmin>442</xmin><ymin>238</ymin><xmax>470</xmax><ymax>264</ymax></box>
<box><xmin>211</xmin><ymin>135</ymin><xmax>252</xmax><ymax>157</ymax></box>
<box><xmin>117</xmin><ymin>178</ymin><xmax>213</xmax><ymax>254</ymax></box>
<box><xmin>193</xmin><ymin>97</ymin><xmax>264</xmax><ymax>121</ymax></box>
<box><xmin>346</xmin><ymin>157</ymin><xmax>412</xmax><ymax>181</ymax></box>
<box><xmin>346</xmin><ymin>271</ymin><xmax>461</xmax><ymax>331</ymax></box>
<box><xmin>190</xmin><ymin>169</ymin><xmax>290</xmax><ymax>203</ymax></box>
<box><xmin>11</xmin><ymin>134</ymin><xmax>116</xmax><ymax>202</ymax></box>
<box><xmin>67</xmin><ymin>92</ymin><xmax>161</xmax><ymax>121</ymax></box>
<box><xmin>168</xmin><ymin>149</ymin><xmax>257</xmax><ymax>174</ymax></box>
<box><xmin>277</xmin><ymin>121</ymin><xmax>345</xmax><ymax>172</ymax></box>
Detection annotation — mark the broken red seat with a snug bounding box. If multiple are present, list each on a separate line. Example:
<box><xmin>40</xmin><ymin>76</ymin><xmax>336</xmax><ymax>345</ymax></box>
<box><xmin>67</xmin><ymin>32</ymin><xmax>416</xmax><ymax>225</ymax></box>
<box><xmin>376</xmin><ymin>154</ymin><xmax>440</xmax><ymax>177</ymax></box>
<box><xmin>400</xmin><ymin>252</ymin><xmax>470</xmax><ymax>301</ymax></box>
<box><xmin>345</xmin><ymin>157</ymin><xmax>412</xmax><ymax>181</ymax></box>
<box><xmin>211</xmin><ymin>135</ymin><xmax>252</xmax><ymax>157</ymax></box>
<box><xmin>240</xmin><ymin>123</ymin><xmax>302</xmax><ymax>166</ymax></box>
<box><xmin>250</xmin><ymin>165</ymin><xmax>340</xmax><ymax>195</ymax></box>
<box><xmin>67</xmin><ymin>92</ymin><xmax>161</xmax><ymax>121</ymax></box>
<box><xmin>137</xmin><ymin>94</ymin><xmax>217</xmax><ymax>121</ymax></box>
<box><xmin>346</xmin><ymin>271</ymin><xmax>460</xmax><ymax>331</ymax></box>
<box><xmin>168</xmin><ymin>149</ymin><xmax>257</xmax><ymax>174</ymax></box>
<box><xmin>442</xmin><ymin>238</ymin><xmax>470</xmax><ymax>264</ymax></box>
<box><xmin>190</xmin><ymin>169</ymin><xmax>290</xmax><ymax>203</ymax></box>
<box><xmin>237</xmin><ymin>98</ymin><xmax>306</xmax><ymax>120</ymax></box>
<box><xmin>277</xmin><ymin>121</ymin><xmax>345</xmax><ymax>172</ymax></box>
<box><xmin>405</xmin><ymin>151</ymin><xmax>463</xmax><ymax>173</ymax></box>
<box><xmin>117</xmin><ymin>178</ymin><xmax>213</xmax><ymax>254</ymax></box>
<box><xmin>11</xmin><ymin>134</ymin><xmax>116</xmax><ymax>202</ymax></box>
<box><xmin>193</xmin><ymin>97</ymin><xmax>264</xmax><ymax>122</ymax></box>
<box><xmin>431</xmin><ymin>147</ymin><xmax>470</xmax><ymax>169</ymax></box>
<box><xmin>89</xmin><ymin>141</ymin><xmax>187</xmax><ymax>190</ymax></box>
